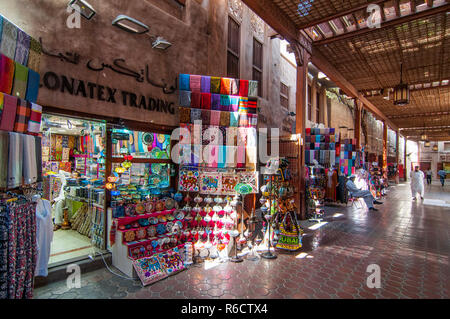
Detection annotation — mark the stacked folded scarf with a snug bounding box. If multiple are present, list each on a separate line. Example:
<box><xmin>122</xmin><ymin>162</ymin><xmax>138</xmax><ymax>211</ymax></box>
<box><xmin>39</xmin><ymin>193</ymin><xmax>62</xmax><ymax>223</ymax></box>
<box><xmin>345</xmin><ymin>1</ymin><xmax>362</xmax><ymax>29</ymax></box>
<box><xmin>25</xmin><ymin>68</ymin><xmax>40</xmax><ymax>103</ymax></box>
<box><xmin>210</xmin><ymin>110</ymin><xmax>221</xmax><ymax>126</ymax></box>
<box><xmin>230</xmin><ymin>96</ymin><xmax>239</xmax><ymax>112</ymax></box>
<box><xmin>190</xmin><ymin>75</ymin><xmax>201</xmax><ymax>93</ymax></box>
<box><xmin>219</xmin><ymin>111</ymin><xmax>230</xmax><ymax>127</ymax></box>
<box><xmin>14</xmin><ymin>28</ymin><xmax>30</xmax><ymax>66</ymax></box>
<box><xmin>201</xmin><ymin>76</ymin><xmax>211</xmax><ymax>93</ymax></box>
<box><xmin>190</xmin><ymin>92</ymin><xmax>201</xmax><ymax>108</ymax></box>
<box><xmin>230</xmin><ymin>79</ymin><xmax>239</xmax><ymax>95</ymax></box>
<box><xmin>14</xmin><ymin>99</ymin><xmax>31</xmax><ymax>133</ymax></box>
<box><xmin>0</xmin><ymin>93</ymin><xmax>17</xmax><ymax>131</ymax></box>
<box><xmin>27</xmin><ymin>37</ymin><xmax>42</xmax><ymax>72</ymax></box>
<box><xmin>0</xmin><ymin>18</ymin><xmax>18</xmax><ymax>60</ymax></box>
<box><xmin>201</xmin><ymin>109</ymin><xmax>210</xmax><ymax>125</ymax></box>
<box><xmin>211</xmin><ymin>93</ymin><xmax>221</xmax><ymax>110</ymax></box>
<box><xmin>220</xmin><ymin>78</ymin><xmax>231</xmax><ymax>95</ymax></box>
<box><xmin>201</xmin><ymin>93</ymin><xmax>211</xmax><ymax>109</ymax></box>
<box><xmin>179</xmin><ymin>74</ymin><xmax>190</xmax><ymax>91</ymax></box>
<box><xmin>248</xmin><ymin>80</ymin><xmax>258</xmax><ymax>97</ymax></box>
<box><xmin>27</xmin><ymin>102</ymin><xmax>42</xmax><ymax>133</ymax></box>
<box><xmin>0</xmin><ymin>53</ymin><xmax>15</xmax><ymax>94</ymax></box>
<box><xmin>220</xmin><ymin>95</ymin><xmax>231</xmax><ymax>111</ymax></box>
<box><xmin>229</xmin><ymin>112</ymin><xmax>239</xmax><ymax>127</ymax></box>
<box><xmin>12</xmin><ymin>62</ymin><xmax>29</xmax><ymax>99</ymax></box>
<box><xmin>190</xmin><ymin>108</ymin><xmax>202</xmax><ymax>124</ymax></box>
<box><xmin>239</xmin><ymin>79</ymin><xmax>249</xmax><ymax>97</ymax></box>
<box><xmin>179</xmin><ymin>107</ymin><xmax>191</xmax><ymax>123</ymax></box>
<box><xmin>211</xmin><ymin>77</ymin><xmax>221</xmax><ymax>94</ymax></box>
<box><xmin>179</xmin><ymin>90</ymin><xmax>191</xmax><ymax>107</ymax></box>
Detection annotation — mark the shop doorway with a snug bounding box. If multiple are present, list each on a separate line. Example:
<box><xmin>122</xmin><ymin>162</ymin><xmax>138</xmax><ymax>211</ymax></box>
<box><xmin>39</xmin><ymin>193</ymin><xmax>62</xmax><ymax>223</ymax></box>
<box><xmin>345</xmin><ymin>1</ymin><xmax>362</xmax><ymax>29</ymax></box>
<box><xmin>40</xmin><ymin>114</ymin><xmax>107</xmax><ymax>266</ymax></box>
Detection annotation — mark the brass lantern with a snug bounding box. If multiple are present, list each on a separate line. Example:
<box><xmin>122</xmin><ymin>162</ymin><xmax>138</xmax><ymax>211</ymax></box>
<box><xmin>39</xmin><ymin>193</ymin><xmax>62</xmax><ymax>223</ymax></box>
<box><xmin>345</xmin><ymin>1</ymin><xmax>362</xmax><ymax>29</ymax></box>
<box><xmin>432</xmin><ymin>144</ymin><xmax>438</xmax><ymax>152</ymax></box>
<box><xmin>421</xmin><ymin>133</ymin><xmax>428</xmax><ymax>141</ymax></box>
<box><xmin>393</xmin><ymin>63</ymin><xmax>410</xmax><ymax>106</ymax></box>
<box><xmin>424</xmin><ymin>141</ymin><xmax>431</xmax><ymax>147</ymax></box>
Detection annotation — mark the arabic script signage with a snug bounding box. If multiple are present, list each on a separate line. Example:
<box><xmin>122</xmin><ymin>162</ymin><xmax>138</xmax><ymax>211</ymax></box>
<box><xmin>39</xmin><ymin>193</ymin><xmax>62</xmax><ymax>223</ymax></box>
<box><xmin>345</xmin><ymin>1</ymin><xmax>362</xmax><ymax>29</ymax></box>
<box><xmin>42</xmin><ymin>72</ymin><xmax>176</xmax><ymax>115</ymax></box>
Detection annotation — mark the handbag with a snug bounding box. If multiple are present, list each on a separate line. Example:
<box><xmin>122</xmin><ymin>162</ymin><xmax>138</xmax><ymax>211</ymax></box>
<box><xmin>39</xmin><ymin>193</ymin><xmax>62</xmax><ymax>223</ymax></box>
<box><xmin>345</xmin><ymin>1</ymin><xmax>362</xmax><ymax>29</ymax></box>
<box><xmin>275</xmin><ymin>211</ymin><xmax>303</xmax><ymax>251</ymax></box>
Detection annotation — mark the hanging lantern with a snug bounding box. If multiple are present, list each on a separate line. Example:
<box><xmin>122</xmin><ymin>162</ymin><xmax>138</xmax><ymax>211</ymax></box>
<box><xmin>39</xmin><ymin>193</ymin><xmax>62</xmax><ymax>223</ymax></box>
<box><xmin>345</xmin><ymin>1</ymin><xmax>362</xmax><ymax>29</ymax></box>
<box><xmin>424</xmin><ymin>141</ymin><xmax>431</xmax><ymax>147</ymax></box>
<box><xmin>432</xmin><ymin>144</ymin><xmax>438</xmax><ymax>152</ymax></box>
<box><xmin>393</xmin><ymin>63</ymin><xmax>410</xmax><ymax>106</ymax></box>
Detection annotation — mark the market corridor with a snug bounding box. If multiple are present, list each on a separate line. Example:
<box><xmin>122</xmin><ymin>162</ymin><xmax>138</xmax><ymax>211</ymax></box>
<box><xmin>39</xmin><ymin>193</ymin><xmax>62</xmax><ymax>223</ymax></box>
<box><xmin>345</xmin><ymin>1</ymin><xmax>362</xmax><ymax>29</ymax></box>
<box><xmin>34</xmin><ymin>183</ymin><xmax>449</xmax><ymax>299</ymax></box>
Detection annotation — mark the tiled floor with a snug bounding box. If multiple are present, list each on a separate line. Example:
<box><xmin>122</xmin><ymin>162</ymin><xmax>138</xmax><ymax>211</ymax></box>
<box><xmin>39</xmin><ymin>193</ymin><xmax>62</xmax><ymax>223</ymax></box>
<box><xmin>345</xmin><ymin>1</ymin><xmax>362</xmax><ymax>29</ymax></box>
<box><xmin>50</xmin><ymin>230</ymin><xmax>95</xmax><ymax>265</ymax></box>
<box><xmin>34</xmin><ymin>183</ymin><xmax>449</xmax><ymax>299</ymax></box>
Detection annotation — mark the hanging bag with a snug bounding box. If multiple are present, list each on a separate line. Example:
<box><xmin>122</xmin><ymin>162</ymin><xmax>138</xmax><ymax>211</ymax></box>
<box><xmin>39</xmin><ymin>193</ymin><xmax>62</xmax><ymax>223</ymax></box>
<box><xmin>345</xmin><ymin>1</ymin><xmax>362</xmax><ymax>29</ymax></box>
<box><xmin>275</xmin><ymin>211</ymin><xmax>303</xmax><ymax>251</ymax></box>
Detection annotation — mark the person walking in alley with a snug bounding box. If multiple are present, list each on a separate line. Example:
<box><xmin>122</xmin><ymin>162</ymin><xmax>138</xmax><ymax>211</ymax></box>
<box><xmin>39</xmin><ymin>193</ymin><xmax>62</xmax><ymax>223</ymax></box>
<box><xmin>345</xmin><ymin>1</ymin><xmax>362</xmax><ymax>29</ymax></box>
<box><xmin>426</xmin><ymin>168</ymin><xmax>432</xmax><ymax>185</ymax></box>
<box><xmin>438</xmin><ymin>169</ymin><xmax>446</xmax><ymax>187</ymax></box>
<box><xmin>410</xmin><ymin>166</ymin><xmax>425</xmax><ymax>200</ymax></box>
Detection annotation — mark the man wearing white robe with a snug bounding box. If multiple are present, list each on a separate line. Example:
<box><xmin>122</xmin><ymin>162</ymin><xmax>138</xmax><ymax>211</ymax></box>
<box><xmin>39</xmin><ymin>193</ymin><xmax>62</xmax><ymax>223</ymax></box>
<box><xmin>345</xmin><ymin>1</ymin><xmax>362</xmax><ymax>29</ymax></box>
<box><xmin>410</xmin><ymin>166</ymin><xmax>425</xmax><ymax>200</ymax></box>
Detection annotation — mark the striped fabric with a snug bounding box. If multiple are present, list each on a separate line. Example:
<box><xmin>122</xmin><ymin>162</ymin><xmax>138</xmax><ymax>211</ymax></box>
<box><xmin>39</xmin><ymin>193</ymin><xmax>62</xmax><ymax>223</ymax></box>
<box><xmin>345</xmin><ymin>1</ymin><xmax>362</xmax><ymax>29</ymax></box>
<box><xmin>247</xmin><ymin>98</ymin><xmax>258</xmax><ymax>114</ymax></box>
<box><xmin>14</xmin><ymin>99</ymin><xmax>31</xmax><ymax>133</ymax></box>
<box><xmin>27</xmin><ymin>103</ymin><xmax>42</xmax><ymax>133</ymax></box>
<box><xmin>238</xmin><ymin>97</ymin><xmax>248</xmax><ymax>114</ymax></box>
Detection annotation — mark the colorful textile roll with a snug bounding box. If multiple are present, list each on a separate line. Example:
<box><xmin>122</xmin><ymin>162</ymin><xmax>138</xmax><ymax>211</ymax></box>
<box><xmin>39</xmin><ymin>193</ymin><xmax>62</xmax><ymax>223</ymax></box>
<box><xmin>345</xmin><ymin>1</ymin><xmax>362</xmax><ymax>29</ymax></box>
<box><xmin>0</xmin><ymin>93</ymin><xmax>17</xmax><ymax>131</ymax></box>
<box><xmin>220</xmin><ymin>95</ymin><xmax>231</xmax><ymax>111</ymax></box>
<box><xmin>27</xmin><ymin>103</ymin><xmax>42</xmax><ymax>133</ymax></box>
<box><xmin>0</xmin><ymin>53</ymin><xmax>15</xmax><ymax>94</ymax></box>
<box><xmin>190</xmin><ymin>108</ymin><xmax>202</xmax><ymax>124</ymax></box>
<box><xmin>179</xmin><ymin>74</ymin><xmax>190</xmax><ymax>91</ymax></box>
<box><xmin>211</xmin><ymin>77</ymin><xmax>221</xmax><ymax>94</ymax></box>
<box><xmin>179</xmin><ymin>107</ymin><xmax>191</xmax><ymax>123</ymax></box>
<box><xmin>230</xmin><ymin>96</ymin><xmax>240</xmax><ymax>112</ymax></box>
<box><xmin>201</xmin><ymin>76</ymin><xmax>211</xmax><ymax>93</ymax></box>
<box><xmin>200</xmin><ymin>93</ymin><xmax>211</xmax><ymax>110</ymax></box>
<box><xmin>12</xmin><ymin>62</ymin><xmax>28</xmax><ymax>99</ymax></box>
<box><xmin>211</xmin><ymin>93</ymin><xmax>221</xmax><ymax>110</ymax></box>
<box><xmin>27</xmin><ymin>37</ymin><xmax>42</xmax><ymax>72</ymax></box>
<box><xmin>14</xmin><ymin>28</ymin><xmax>30</xmax><ymax>66</ymax></box>
<box><xmin>210</xmin><ymin>110</ymin><xmax>221</xmax><ymax>126</ymax></box>
<box><xmin>230</xmin><ymin>79</ymin><xmax>239</xmax><ymax>95</ymax></box>
<box><xmin>0</xmin><ymin>18</ymin><xmax>18</xmax><ymax>60</ymax></box>
<box><xmin>201</xmin><ymin>109</ymin><xmax>210</xmax><ymax>125</ymax></box>
<box><xmin>239</xmin><ymin>79</ymin><xmax>249</xmax><ymax>97</ymax></box>
<box><xmin>248</xmin><ymin>80</ymin><xmax>258</xmax><ymax>97</ymax></box>
<box><xmin>25</xmin><ymin>68</ymin><xmax>40</xmax><ymax>103</ymax></box>
<box><xmin>229</xmin><ymin>112</ymin><xmax>239</xmax><ymax>127</ymax></box>
<box><xmin>220</xmin><ymin>78</ymin><xmax>231</xmax><ymax>95</ymax></box>
<box><xmin>248</xmin><ymin>114</ymin><xmax>257</xmax><ymax>127</ymax></box>
<box><xmin>190</xmin><ymin>92</ymin><xmax>201</xmax><ymax>108</ymax></box>
<box><xmin>219</xmin><ymin>111</ymin><xmax>230</xmax><ymax>127</ymax></box>
<box><xmin>179</xmin><ymin>90</ymin><xmax>191</xmax><ymax>107</ymax></box>
<box><xmin>189</xmin><ymin>75</ymin><xmax>201</xmax><ymax>93</ymax></box>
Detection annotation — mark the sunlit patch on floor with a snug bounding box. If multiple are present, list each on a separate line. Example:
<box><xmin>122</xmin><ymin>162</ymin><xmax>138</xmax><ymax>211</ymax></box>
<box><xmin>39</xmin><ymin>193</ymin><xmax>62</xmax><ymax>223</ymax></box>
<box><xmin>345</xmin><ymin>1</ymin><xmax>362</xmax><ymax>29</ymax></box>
<box><xmin>423</xmin><ymin>199</ymin><xmax>450</xmax><ymax>208</ymax></box>
<box><xmin>332</xmin><ymin>213</ymin><xmax>344</xmax><ymax>218</ymax></box>
<box><xmin>308</xmin><ymin>221</ymin><xmax>328</xmax><ymax>230</ymax></box>
<box><xmin>296</xmin><ymin>252</ymin><xmax>314</xmax><ymax>259</ymax></box>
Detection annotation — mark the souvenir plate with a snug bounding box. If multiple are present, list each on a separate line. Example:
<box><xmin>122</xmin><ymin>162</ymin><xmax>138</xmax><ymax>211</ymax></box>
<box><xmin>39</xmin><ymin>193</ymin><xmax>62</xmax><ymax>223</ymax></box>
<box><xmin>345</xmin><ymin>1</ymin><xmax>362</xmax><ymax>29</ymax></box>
<box><xmin>165</xmin><ymin>198</ymin><xmax>176</xmax><ymax>210</ymax></box>
<box><xmin>149</xmin><ymin>217</ymin><xmax>158</xmax><ymax>225</ymax></box>
<box><xmin>147</xmin><ymin>226</ymin><xmax>156</xmax><ymax>237</ymax></box>
<box><xmin>151</xmin><ymin>163</ymin><xmax>163</xmax><ymax>175</ymax></box>
<box><xmin>135</xmin><ymin>203</ymin><xmax>146</xmax><ymax>215</ymax></box>
<box><xmin>145</xmin><ymin>202</ymin><xmax>154</xmax><ymax>213</ymax></box>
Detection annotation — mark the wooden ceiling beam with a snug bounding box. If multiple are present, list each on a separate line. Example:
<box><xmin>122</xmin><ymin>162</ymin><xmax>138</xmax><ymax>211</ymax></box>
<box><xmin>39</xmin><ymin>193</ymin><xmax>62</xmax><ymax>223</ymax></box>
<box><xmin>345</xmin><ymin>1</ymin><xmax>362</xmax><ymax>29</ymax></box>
<box><xmin>410</xmin><ymin>0</ymin><xmax>417</xmax><ymax>13</ymax></box>
<box><xmin>426</xmin><ymin>0</ymin><xmax>434</xmax><ymax>7</ymax></box>
<box><xmin>388</xmin><ymin>111</ymin><xmax>450</xmax><ymax>119</ymax></box>
<box><xmin>314</xmin><ymin>3</ymin><xmax>450</xmax><ymax>46</ymax></box>
<box><xmin>311</xmin><ymin>48</ymin><xmax>398</xmax><ymax>131</ymax></box>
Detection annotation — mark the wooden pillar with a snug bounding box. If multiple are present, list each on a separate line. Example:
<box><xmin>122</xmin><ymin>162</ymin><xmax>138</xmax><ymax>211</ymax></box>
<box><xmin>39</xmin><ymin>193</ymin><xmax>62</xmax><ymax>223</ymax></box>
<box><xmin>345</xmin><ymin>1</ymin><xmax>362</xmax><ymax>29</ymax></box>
<box><xmin>404</xmin><ymin>137</ymin><xmax>408</xmax><ymax>182</ymax></box>
<box><xmin>395</xmin><ymin>130</ymin><xmax>400</xmax><ymax>183</ymax></box>
<box><xmin>292</xmin><ymin>42</ymin><xmax>310</xmax><ymax>220</ymax></box>
<box><xmin>382</xmin><ymin>121</ymin><xmax>388</xmax><ymax>173</ymax></box>
<box><xmin>354</xmin><ymin>99</ymin><xmax>362</xmax><ymax>151</ymax></box>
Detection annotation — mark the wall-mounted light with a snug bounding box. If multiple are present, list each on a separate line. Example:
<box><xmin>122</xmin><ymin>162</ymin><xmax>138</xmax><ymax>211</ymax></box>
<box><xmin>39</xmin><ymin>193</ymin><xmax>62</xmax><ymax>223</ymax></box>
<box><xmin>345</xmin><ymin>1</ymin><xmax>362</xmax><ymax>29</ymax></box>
<box><xmin>68</xmin><ymin>0</ymin><xmax>96</xmax><ymax>20</ymax></box>
<box><xmin>151</xmin><ymin>36</ymin><xmax>172</xmax><ymax>50</ymax></box>
<box><xmin>112</xmin><ymin>15</ymin><xmax>149</xmax><ymax>34</ymax></box>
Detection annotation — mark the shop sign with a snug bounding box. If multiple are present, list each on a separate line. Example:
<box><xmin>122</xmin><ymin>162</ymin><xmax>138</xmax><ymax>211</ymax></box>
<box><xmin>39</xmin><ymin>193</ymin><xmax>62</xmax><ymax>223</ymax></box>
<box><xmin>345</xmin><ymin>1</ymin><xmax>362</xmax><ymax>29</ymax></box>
<box><xmin>41</xmin><ymin>71</ymin><xmax>176</xmax><ymax>115</ymax></box>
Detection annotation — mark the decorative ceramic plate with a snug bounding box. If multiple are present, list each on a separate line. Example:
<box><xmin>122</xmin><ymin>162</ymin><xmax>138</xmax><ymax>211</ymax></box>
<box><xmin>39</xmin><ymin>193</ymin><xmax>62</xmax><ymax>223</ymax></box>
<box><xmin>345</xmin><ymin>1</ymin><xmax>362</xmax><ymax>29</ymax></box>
<box><xmin>150</xmin><ymin>147</ymin><xmax>162</xmax><ymax>159</ymax></box>
<box><xmin>149</xmin><ymin>217</ymin><xmax>158</xmax><ymax>225</ymax></box>
<box><xmin>165</xmin><ymin>198</ymin><xmax>176</xmax><ymax>210</ymax></box>
<box><xmin>135</xmin><ymin>203</ymin><xmax>146</xmax><ymax>215</ymax></box>
<box><xmin>136</xmin><ymin>228</ymin><xmax>147</xmax><ymax>240</ymax></box>
<box><xmin>145</xmin><ymin>202</ymin><xmax>154</xmax><ymax>213</ymax></box>
<box><xmin>157</xmin><ymin>134</ymin><xmax>166</xmax><ymax>144</ymax></box>
<box><xmin>142</xmin><ymin>133</ymin><xmax>154</xmax><ymax>145</ymax></box>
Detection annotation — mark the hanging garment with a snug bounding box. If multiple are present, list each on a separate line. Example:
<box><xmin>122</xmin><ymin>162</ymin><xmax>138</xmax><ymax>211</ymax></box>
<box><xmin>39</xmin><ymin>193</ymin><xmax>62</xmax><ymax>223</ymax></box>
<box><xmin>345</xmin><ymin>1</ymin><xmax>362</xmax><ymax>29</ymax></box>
<box><xmin>248</xmin><ymin>80</ymin><xmax>258</xmax><ymax>97</ymax></box>
<box><xmin>326</xmin><ymin>169</ymin><xmax>338</xmax><ymax>202</ymax></box>
<box><xmin>14</xmin><ymin>28</ymin><xmax>30</xmax><ymax>66</ymax></box>
<box><xmin>26</xmin><ymin>37</ymin><xmax>42</xmax><ymax>72</ymax></box>
<box><xmin>210</xmin><ymin>77</ymin><xmax>221</xmax><ymax>94</ymax></box>
<box><xmin>35</xmin><ymin>199</ymin><xmax>53</xmax><ymax>277</ymax></box>
<box><xmin>7</xmin><ymin>132</ymin><xmax>23</xmax><ymax>188</ymax></box>
<box><xmin>200</xmin><ymin>76</ymin><xmax>211</xmax><ymax>93</ymax></box>
<box><xmin>23</xmin><ymin>134</ymin><xmax>37</xmax><ymax>184</ymax></box>
<box><xmin>239</xmin><ymin>79</ymin><xmax>249</xmax><ymax>97</ymax></box>
<box><xmin>211</xmin><ymin>93</ymin><xmax>220</xmax><ymax>110</ymax></box>
<box><xmin>12</xmin><ymin>62</ymin><xmax>29</xmax><ymax>99</ymax></box>
<box><xmin>200</xmin><ymin>93</ymin><xmax>211</xmax><ymax>110</ymax></box>
<box><xmin>35</xmin><ymin>136</ymin><xmax>42</xmax><ymax>183</ymax></box>
<box><xmin>178</xmin><ymin>90</ymin><xmax>191</xmax><ymax>107</ymax></box>
<box><xmin>220</xmin><ymin>78</ymin><xmax>231</xmax><ymax>95</ymax></box>
<box><xmin>0</xmin><ymin>54</ymin><xmax>15</xmax><ymax>94</ymax></box>
<box><xmin>0</xmin><ymin>93</ymin><xmax>18</xmax><ymax>131</ymax></box>
<box><xmin>0</xmin><ymin>131</ymin><xmax>8</xmax><ymax>188</ymax></box>
<box><xmin>27</xmin><ymin>103</ymin><xmax>42</xmax><ymax>133</ymax></box>
<box><xmin>179</xmin><ymin>74</ymin><xmax>190</xmax><ymax>91</ymax></box>
<box><xmin>0</xmin><ymin>18</ymin><xmax>18</xmax><ymax>60</ymax></box>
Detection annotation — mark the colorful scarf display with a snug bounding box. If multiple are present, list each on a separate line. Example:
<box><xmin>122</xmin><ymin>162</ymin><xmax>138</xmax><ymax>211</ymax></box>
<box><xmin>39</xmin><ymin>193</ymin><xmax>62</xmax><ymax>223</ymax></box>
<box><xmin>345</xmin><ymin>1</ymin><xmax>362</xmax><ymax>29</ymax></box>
<box><xmin>200</xmin><ymin>93</ymin><xmax>211</xmax><ymax>110</ymax></box>
<box><xmin>200</xmin><ymin>76</ymin><xmax>210</xmax><ymax>93</ymax></box>
<box><xmin>12</xmin><ymin>62</ymin><xmax>28</xmax><ymax>99</ymax></box>
<box><xmin>0</xmin><ymin>18</ymin><xmax>17</xmax><ymax>60</ymax></box>
<box><xmin>220</xmin><ymin>77</ymin><xmax>231</xmax><ymax>95</ymax></box>
<box><xmin>0</xmin><ymin>93</ymin><xmax>17</xmax><ymax>131</ymax></box>
<box><xmin>14</xmin><ymin>29</ymin><xmax>30</xmax><ymax>66</ymax></box>
<box><xmin>239</xmin><ymin>79</ymin><xmax>249</xmax><ymax>97</ymax></box>
<box><xmin>179</xmin><ymin>74</ymin><xmax>190</xmax><ymax>91</ymax></box>
<box><xmin>25</xmin><ymin>69</ymin><xmax>39</xmax><ymax>103</ymax></box>
<box><xmin>210</xmin><ymin>77</ymin><xmax>221</xmax><ymax>94</ymax></box>
<box><xmin>211</xmin><ymin>93</ymin><xmax>220</xmax><ymax>110</ymax></box>
<box><xmin>27</xmin><ymin>103</ymin><xmax>42</xmax><ymax>133</ymax></box>
<box><xmin>189</xmin><ymin>75</ymin><xmax>201</xmax><ymax>93</ymax></box>
<box><xmin>14</xmin><ymin>99</ymin><xmax>31</xmax><ymax>133</ymax></box>
<box><xmin>26</xmin><ymin>37</ymin><xmax>42</xmax><ymax>72</ymax></box>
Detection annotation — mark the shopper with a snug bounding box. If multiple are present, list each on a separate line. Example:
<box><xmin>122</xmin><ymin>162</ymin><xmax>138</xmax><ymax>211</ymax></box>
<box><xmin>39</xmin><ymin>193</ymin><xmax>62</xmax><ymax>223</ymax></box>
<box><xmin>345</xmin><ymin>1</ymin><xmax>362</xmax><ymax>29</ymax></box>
<box><xmin>426</xmin><ymin>168</ymin><xmax>432</xmax><ymax>185</ymax></box>
<box><xmin>346</xmin><ymin>175</ymin><xmax>383</xmax><ymax>211</ymax></box>
<box><xmin>438</xmin><ymin>169</ymin><xmax>446</xmax><ymax>187</ymax></box>
<box><xmin>410</xmin><ymin>166</ymin><xmax>425</xmax><ymax>200</ymax></box>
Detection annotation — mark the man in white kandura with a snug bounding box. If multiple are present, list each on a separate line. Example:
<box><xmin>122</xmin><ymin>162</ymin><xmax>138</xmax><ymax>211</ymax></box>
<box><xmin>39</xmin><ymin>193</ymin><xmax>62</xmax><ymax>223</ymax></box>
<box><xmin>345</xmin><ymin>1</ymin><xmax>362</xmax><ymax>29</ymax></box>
<box><xmin>346</xmin><ymin>175</ymin><xmax>383</xmax><ymax>211</ymax></box>
<box><xmin>410</xmin><ymin>166</ymin><xmax>425</xmax><ymax>201</ymax></box>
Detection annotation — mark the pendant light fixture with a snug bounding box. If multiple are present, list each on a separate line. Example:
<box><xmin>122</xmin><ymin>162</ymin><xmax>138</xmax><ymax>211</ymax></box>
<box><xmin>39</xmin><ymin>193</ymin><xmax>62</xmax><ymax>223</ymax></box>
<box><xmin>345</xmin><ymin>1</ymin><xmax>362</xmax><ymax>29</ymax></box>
<box><xmin>424</xmin><ymin>141</ymin><xmax>430</xmax><ymax>147</ymax></box>
<box><xmin>393</xmin><ymin>63</ymin><xmax>410</xmax><ymax>106</ymax></box>
<box><xmin>432</xmin><ymin>144</ymin><xmax>438</xmax><ymax>152</ymax></box>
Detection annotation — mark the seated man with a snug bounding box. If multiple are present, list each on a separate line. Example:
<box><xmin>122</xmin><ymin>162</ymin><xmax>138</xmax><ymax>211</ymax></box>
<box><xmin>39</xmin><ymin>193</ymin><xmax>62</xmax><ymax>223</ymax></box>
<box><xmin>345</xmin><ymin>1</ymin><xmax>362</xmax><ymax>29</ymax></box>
<box><xmin>346</xmin><ymin>175</ymin><xmax>383</xmax><ymax>211</ymax></box>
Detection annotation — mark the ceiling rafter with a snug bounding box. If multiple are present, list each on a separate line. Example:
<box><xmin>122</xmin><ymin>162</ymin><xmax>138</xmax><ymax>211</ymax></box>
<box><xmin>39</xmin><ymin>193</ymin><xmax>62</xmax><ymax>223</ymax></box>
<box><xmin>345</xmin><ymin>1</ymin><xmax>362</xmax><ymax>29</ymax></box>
<box><xmin>388</xmin><ymin>111</ymin><xmax>450</xmax><ymax>119</ymax></box>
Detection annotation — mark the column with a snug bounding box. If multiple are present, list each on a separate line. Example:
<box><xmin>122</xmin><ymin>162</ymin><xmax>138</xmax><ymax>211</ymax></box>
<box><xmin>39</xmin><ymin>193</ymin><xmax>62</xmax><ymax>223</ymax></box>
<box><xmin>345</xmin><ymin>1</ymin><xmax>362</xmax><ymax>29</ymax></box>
<box><xmin>382</xmin><ymin>121</ymin><xmax>388</xmax><ymax>174</ymax></box>
<box><xmin>395</xmin><ymin>130</ymin><xmax>400</xmax><ymax>183</ymax></box>
<box><xmin>404</xmin><ymin>138</ymin><xmax>408</xmax><ymax>181</ymax></box>
<box><xmin>293</xmin><ymin>42</ymin><xmax>310</xmax><ymax>220</ymax></box>
<box><xmin>354</xmin><ymin>99</ymin><xmax>362</xmax><ymax>151</ymax></box>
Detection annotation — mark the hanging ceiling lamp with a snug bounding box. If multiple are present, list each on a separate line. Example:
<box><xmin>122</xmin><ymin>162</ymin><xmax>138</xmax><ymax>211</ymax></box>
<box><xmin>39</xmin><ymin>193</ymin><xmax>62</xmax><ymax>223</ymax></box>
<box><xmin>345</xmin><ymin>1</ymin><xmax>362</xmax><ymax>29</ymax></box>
<box><xmin>421</xmin><ymin>133</ymin><xmax>428</xmax><ymax>141</ymax></box>
<box><xmin>393</xmin><ymin>63</ymin><xmax>410</xmax><ymax>106</ymax></box>
<box><xmin>424</xmin><ymin>141</ymin><xmax>430</xmax><ymax>147</ymax></box>
<box><xmin>432</xmin><ymin>144</ymin><xmax>438</xmax><ymax>152</ymax></box>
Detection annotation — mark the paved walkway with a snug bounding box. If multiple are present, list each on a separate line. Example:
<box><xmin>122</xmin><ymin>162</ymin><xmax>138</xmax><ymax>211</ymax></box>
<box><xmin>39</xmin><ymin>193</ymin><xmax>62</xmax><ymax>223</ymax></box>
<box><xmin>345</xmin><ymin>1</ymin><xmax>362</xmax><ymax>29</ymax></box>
<box><xmin>34</xmin><ymin>183</ymin><xmax>450</xmax><ymax>299</ymax></box>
